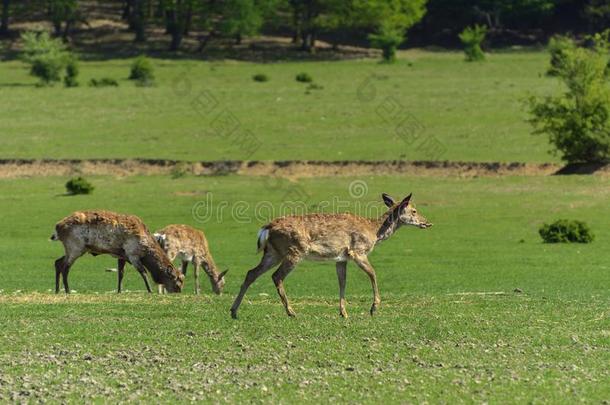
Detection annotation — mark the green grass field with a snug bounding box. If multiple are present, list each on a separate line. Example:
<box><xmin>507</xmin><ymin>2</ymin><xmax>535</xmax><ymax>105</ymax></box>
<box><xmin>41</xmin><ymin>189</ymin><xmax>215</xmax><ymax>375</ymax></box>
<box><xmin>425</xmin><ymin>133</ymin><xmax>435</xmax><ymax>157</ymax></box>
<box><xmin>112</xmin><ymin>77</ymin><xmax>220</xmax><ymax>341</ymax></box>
<box><xmin>0</xmin><ymin>50</ymin><xmax>564</xmax><ymax>163</ymax></box>
<box><xmin>0</xmin><ymin>174</ymin><xmax>608</xmax><ymax>402</ymax></box>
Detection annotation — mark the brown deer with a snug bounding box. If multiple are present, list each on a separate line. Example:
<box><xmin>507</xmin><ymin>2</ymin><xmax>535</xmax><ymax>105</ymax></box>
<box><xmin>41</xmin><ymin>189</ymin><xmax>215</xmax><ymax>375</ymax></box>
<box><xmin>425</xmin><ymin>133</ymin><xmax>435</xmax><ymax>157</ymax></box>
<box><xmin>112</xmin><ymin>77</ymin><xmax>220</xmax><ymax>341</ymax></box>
<box><xmin>230</xmin><ymin>193</ymin><xmax>431</xmax><ymax>319</ymax></box>
<box><xmin>146</xmin><ymin>224</ymin><xmax>227</xmax><ymax>295</ymax></box>
<box><xmin>51</xmin><ymin>210</ymin><xmax>184</xmax><ymax>294</ymax></box>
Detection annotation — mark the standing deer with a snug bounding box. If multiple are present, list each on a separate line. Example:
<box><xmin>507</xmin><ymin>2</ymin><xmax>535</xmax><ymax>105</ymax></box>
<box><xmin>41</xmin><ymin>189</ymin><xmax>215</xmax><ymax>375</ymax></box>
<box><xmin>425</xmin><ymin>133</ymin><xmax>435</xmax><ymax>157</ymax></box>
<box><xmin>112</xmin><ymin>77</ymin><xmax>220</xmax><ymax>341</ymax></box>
<box><xmin>145</xmin><ymin>224</ymin><xmax>227</xmax><ymax>294</ymax></box>
<box><xmin>51</xmin><ymin>210</ymin><xmax>184</xmax><ymax>293</ymax></box>
<box><xmin>230</xmin><ymin>193</ymin><xmax>432</xmax><ymax>319</ymax></box>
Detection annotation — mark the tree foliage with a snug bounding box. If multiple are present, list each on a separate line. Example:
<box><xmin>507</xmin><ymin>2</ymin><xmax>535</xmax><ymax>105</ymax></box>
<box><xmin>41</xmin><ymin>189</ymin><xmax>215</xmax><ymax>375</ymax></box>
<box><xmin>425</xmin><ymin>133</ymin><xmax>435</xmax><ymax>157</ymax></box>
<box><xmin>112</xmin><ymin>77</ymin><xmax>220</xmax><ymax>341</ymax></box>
<box><xmin>528</xmin><ymin>38</ymin><xmax>610</xmax><ymax>163</ymax></box>
<box><xmin>459</xmin><ymin>24</ymin><xmax>487</xmax><ymax>61</ymax></box>
<box><xmin>21</xmin><ymin>30</ymin><xmax>71</xmax><ymax>85</ymax></box>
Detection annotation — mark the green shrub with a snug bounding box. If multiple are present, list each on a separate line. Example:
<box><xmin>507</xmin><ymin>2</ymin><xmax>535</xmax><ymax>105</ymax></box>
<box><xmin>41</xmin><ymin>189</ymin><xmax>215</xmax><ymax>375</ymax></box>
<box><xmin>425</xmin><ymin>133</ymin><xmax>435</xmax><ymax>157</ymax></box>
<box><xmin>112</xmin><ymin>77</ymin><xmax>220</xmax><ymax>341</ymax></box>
<box><xmin>539</xmin><ymin>220</ymin><xmax>594</xmax><ymax>243</ymax></box>
<box><xmin>252</xmin><ymin>73</ymin><xmax>269</xmax><ymax>82</ymax></box>
<box><xmin>295</xmin><ymin>72</ymin><xmax>313</xmax><ymax>83</ymax></box>
<box><xmin>89</xmin><ymin>78</ymin><xmax>119</xmax><ymax>87</ymax></box>
<box><xmin>547</xmin><ymin>35</ymin><xmax>576</xmax><ymax>76</ymax></box>
<box><xmin>65</xmin><ymin>177</ymin><xmax>94</xmax><ymax>195</ymax></box>
<box><xmin>369</xmin><ymin>22</ymin><xmax>404</xmax><ymax>63</ymax></box>
<box><xmin>459</xmin><ymin>25</ymin><xmax>487</xmax><ymax>62</ymax></box>
<box><xmin>527</xmin><ymin>42</ymin><xmax>610</xmax><ymax>163</ymax></box>
<box><xmin>170</xmin><ymin>163</ymin><xmax>190</xmax><ymax>179</ymax></box>
<box><xmin>129</xmin><ymin>56</ymin><xmax>155</xmax><ymax>86</ymax></box>
<box><xmin>21</xmin><ymin>31</ymin><xmax>71</xmax><ymax>85</ymax></box>
<box><xmin>63</xmin><ymin>58</ymin><xmax>79</xmax><ymax>87</ymax></box>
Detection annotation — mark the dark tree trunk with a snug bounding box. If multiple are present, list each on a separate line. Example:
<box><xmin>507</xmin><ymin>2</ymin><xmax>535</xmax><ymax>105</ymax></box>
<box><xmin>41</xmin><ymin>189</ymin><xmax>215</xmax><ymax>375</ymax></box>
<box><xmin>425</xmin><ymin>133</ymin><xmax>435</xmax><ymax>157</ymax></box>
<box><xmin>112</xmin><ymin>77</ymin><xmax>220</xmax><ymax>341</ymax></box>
<box><xmin>122</xmin><ymin>0</ymin><xmax>132</xmax><ymax>21</ymax></box>
<box><xmin>0</xmin><ymin>0</ymin><xmax>9</xmax><ymax>36</ymax></box>
<box><xmin>183</xmin><ymin>3</ymin><xmax>192</xmax><ymax>36</ymax></box>
<box><xmin>235</xmin><ymin>32</ymin><xmax>242</xmax><ymax>45</ymax></box>
<box><xmin>291</xmin><ymin>7</ymin><xmax>300</xmax><ymax>44</ymax></box>
<box><xmin>132</xmin><ymin>0</ymin><xmax>146</xmax><ymax>42</ymax></box>
<box><xmin>63</xmin><ymin>19</ymin><xmax>72</xmax><ymax>41</ymax></box>
<box><xmin>53</xmin><ymin>20</ymin><xmax>62</xmax><ymax>36</ymax></box>
<box><xmin>170</xmin><ymin>28</ymin><xmax>183</xmax><ymax>51</ymax></box>
<box><xmin>167</xmin><ymin>0</ymin><xmax>184</xmax><ymax>51</ymax></box>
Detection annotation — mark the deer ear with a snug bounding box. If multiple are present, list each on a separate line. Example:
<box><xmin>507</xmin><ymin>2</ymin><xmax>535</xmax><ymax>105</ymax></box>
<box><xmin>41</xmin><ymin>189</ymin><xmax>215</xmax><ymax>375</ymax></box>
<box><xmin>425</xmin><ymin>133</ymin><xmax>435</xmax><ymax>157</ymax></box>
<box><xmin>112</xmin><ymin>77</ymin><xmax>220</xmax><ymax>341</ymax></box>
<box><xmin>399</xmin><ymin>193</ymin><xmax>413</xmax><ymax>209</ymax></box>
<box><xmin>219</xmin><ymin>269</ymin><xmax>229</xmax><ymax>279</ymax></box>
<box><xmin>382</xmin><ymin>193</ymin><xmax>395</xmax><ymax>207</ymax></box>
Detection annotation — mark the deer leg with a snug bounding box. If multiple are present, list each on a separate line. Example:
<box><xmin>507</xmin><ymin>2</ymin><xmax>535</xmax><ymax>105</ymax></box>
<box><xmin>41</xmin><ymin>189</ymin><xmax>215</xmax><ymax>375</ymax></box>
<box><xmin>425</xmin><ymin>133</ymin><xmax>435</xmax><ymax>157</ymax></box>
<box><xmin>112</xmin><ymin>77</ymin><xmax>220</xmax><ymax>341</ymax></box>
<box><xmin>230</xmin><ymin>251</ymin><xmax>279</xmax><ymax>319</ymax></box>
<box><xmin>272</xmin><ymin>259</ymin><xmax>298</xmax><ymax>317</ymax></box>
<box><xmin>117</xmin><ymin>258</ymin><xmax>126</xmax><ymax>293</ymax></box>
<box><xmin>193</xmin><ymin>261</ymin><xmax>201</xmax><ymax>295</ymax></box>
<box><xmin>54</xmin><ymin>256</ymin><xmax>65</xmax><ymax>294</ymax></box>
<box><xmin>55</xmin><ymin>255</ymin><xmax>79</xmax><ymax>294</ymax></box>
<box><xmin>353</xmin><ymin>256</ymin><xmax>380</xmax><ymax>316</ymax></box>
<box><xmin>180</xmin><ymin>260</ymin><xmax>189</xmax><ymax>277</ymax></box>
<box><xmin>129</xmin><ymin>258</ymin><xmax>153</xmax><ymax>293</ymax></box>
<box><xmin>336</xmin><ymin>261</ymin><xmax>348</xmax><ymax>318</ymax></box>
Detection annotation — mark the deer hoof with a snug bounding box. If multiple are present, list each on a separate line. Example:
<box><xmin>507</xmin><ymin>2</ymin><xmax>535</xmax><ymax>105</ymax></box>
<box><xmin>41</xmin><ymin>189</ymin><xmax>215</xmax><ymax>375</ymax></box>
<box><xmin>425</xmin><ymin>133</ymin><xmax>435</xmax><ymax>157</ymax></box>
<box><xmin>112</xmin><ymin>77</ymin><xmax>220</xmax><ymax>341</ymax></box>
<box><xmin>230</xmin><ymin>309</ymin><xmax>238</xmax><ymax>319</ymax></box>
<box><xmin>340</xmin><ymin>310</ymin><xmax>349</xmax><ymax>319</ymax></box>
<box><xmin>370</xmin><ymin>305</ymin><xmax>378</xmax><ymax>316</ymax></box>
<box><xmin>287</xmin><ymin>307</ymin><xmax>296</xmax><ymax>317</ymax></box>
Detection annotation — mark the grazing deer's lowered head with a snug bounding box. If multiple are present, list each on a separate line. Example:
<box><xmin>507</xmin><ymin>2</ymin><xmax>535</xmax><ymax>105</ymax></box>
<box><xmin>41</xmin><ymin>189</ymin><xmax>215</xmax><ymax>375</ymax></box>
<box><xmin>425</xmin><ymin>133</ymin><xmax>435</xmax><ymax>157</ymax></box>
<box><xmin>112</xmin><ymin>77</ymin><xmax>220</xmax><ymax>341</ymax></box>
<box><xmin>230</xmin><ymin>192</ymin><xmax>432</xmax><ymax>319</ymax></box>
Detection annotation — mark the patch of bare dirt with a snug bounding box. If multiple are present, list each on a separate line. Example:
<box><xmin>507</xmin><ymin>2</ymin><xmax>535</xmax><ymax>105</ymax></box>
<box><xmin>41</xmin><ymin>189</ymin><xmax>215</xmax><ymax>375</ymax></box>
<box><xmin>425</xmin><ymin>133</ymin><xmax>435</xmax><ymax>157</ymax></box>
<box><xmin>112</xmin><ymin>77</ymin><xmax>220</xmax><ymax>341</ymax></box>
<box><xmin>1</xmin><ymin>159</ymin><xmax>608</xmax><ymax>179</ymax></box>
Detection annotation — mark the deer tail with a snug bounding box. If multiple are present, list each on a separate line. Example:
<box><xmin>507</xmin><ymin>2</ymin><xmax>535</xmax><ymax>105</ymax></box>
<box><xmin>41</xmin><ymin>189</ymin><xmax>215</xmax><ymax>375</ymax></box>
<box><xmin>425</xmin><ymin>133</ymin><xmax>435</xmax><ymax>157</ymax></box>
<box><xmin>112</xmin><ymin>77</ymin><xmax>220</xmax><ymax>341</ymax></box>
<box><xmin>257</xmin><ymin>226</ymin><xmax>270</xmax><ymax>253</ymax></box>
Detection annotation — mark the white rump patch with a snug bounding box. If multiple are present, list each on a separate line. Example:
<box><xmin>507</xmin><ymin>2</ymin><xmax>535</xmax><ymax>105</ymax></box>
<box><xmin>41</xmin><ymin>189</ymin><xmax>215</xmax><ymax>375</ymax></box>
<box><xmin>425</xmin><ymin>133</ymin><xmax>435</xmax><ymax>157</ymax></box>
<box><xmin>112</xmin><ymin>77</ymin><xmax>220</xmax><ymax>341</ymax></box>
<box><xmin>257</xmin><ymin>228</ymin><xmax>269</xmax><ymax>252</ymax></box>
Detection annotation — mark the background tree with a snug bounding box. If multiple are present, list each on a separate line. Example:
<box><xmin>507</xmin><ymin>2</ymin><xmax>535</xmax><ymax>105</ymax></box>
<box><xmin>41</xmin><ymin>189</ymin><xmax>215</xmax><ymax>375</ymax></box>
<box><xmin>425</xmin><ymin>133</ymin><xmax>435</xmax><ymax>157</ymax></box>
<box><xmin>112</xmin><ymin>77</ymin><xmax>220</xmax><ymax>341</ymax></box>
<box><xmin>130</xmin><ymin>0</ymin><xmax>147</xmax><ymax>42</ymax></box>
<box><xmin>357</xmin><ymin>0</ymin><xmax>427</xmax><ymax>62</ymax></box>
<box><xmin>47</xmin><ymin>0</ymin><xmax>81</xmax><ymax>39</ymax></box>
<box><xmin>219</xmin><ymin>0</ymin><xmax>263</xmax><ymax>44</ymax></box>
<box><xmin>528</xmin><ymin>40</ymin><xmax>610</xmax><ymax>163</ymax></box>
<box><xmin>585</xmin><ymin>0</ymin><xmax>610</xmax><ymax>32</ymax></box>
<box><xmin>0</xmin><ymin>0</ymin><xmax>9</xmax><ymax>36</ymax></box>
<box><xmin>162</xmin><ymin>0</ymin><xmax>200</xmax><ymax>51</ymax></box>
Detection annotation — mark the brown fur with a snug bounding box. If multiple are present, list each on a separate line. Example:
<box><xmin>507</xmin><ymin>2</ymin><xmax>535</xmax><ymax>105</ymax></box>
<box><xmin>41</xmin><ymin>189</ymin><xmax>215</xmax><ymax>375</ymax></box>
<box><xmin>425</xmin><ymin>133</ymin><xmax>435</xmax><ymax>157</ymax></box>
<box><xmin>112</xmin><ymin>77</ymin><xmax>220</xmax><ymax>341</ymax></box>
<box><xmin>153</xmin><ymin>224</ymin><xmax>227</xmax><ymax>295</ymax></box>
<box><xmin>52</xmin><ymin>210</ymin><xmax>184</xmax><ymax>293</ymax></box>
<box><xmin>230</xmin><ymin>193</ymin><xmax>432</xmax><ymax>318</ymax></box>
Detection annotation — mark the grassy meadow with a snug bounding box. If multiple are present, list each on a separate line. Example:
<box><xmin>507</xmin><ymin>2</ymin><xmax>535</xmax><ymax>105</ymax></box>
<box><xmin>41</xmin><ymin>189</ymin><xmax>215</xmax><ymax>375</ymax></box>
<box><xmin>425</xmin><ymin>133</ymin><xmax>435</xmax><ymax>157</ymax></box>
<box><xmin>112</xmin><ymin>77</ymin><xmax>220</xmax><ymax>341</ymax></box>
<box><xmin>0</xmin><ymin>46</ymin><xmax>609</xmax><ymax>403</ymax></box>
<box><xmin>0</xmin><ymin>50</ymin><xmax>563</xmax><ymax>163</ymax></box>
<box><xmin>0</xmin><ymin>174</ymin><xmax>608</xmax><ymax>402</ymax></box>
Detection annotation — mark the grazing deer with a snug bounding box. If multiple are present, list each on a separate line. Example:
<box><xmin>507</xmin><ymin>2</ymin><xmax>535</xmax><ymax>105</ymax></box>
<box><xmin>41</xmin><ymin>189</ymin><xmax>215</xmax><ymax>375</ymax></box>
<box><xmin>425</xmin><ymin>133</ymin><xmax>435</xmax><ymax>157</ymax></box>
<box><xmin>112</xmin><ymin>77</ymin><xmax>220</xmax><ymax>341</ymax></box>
<box><xmin>145</xmin><ymin>224</ymin><xmax>228</xmax><ymax>295</ymax></box>
<box><xmin>51</xmin><ymin>210</ymin><xmax>184</xmax><ymax>294</ymax></box>
<box><xmin>230</xmin><ymin>193</ymin><xmax>431</xmax><ymax>319</ymax></box>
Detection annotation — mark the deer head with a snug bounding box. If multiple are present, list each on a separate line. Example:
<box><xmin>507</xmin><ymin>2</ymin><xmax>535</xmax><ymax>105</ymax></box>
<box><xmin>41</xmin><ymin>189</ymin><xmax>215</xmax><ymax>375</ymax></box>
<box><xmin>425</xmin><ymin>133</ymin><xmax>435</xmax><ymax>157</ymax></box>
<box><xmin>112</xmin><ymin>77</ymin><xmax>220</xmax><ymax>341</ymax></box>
<box><xmin>382</xmin><ymin>193</ymin><xmax>432</xmax><ymax>229</ymax></box>
<box><xmin>142</xmin><ymin>248</ymin><xmax>184</xmax><ymax>293</ymax></box>
<box><xmin>211</xmin><ymin>269</ymin><xmax>229</xmax><ymax>295</ymax></box>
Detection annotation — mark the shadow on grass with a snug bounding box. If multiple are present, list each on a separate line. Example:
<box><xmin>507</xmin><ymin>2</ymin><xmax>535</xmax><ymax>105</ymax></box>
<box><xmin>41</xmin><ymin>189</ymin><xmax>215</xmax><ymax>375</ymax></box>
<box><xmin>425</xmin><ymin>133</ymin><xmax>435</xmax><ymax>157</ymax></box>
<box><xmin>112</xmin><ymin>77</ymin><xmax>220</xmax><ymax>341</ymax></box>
<box><xmin>554</xmin><ymin>162</ymin><xmax>609</xmax><ymax>175</ymax></box>
<box><xmin>0</xmin><ymin>82</ymin><xmax>36</xmax><ymax>87</ymax></box>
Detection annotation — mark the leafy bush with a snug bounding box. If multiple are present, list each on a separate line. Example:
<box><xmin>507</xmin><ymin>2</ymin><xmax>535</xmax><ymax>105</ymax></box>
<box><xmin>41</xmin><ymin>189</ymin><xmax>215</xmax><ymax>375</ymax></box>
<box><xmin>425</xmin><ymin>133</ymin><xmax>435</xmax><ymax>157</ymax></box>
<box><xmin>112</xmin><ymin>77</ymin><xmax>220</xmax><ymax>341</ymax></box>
<box><xmin>252</xmin><ymin>73</ymin><xmax>269</xmax><ymax>82</ymax></box>
<box><xmin>369</xmin><ymin>22</ymin><xmax>404</xmax><ymax>63</ymax></box>
<box><xmin>295</xmin><ymin>72</ymin><xmax>313</xmax><ymax>83</ymax></box>
<box><xmin>63</xmin><ymin>58</ymin><xmax>79</xmax><ymax>87</ymax></box>
<box><xmin>459</xmin><ymin>25</ymin><xmax>487</xmax><ymax>62</ymax></box>
<box><xmin>547</xmin><ymin>35</ymin><xmax>576</xmax><ymax>76</ymax></box>
<box><xmin>527</xmin><ymin>42</ymin><xmax>610</xmax><ymax>163</ymax></box>
<box><xmin>65</xmin><ymin>177</ymin><xmax>94</xmax><ymax>195</ymax></box>
<box><xmin>129</xmin><ymin>56</ymin><xmax>155</xmax><ymax>86</ymax></box>
<box><xmin>89</xmin><ymin>78</ymin><xmax>119</xmax><ymax>87</ymax></box>
<box><xmin>21</xmin><ymin>31</ymin><xmax>71</xmax><ymax>85</ymax></box>
<box><xmin>539</xmin><ymin>220</ymin><xmax>594</xmax><ymax>243</ymax></box>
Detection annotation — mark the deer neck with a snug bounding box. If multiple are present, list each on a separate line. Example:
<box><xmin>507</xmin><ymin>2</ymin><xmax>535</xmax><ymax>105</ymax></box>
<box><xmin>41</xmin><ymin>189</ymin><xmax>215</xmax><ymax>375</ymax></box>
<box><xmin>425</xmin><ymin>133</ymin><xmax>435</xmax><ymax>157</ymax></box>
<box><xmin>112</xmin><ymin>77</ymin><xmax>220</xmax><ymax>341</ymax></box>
<box><xmin>142</xmin><ymin>244</ymin><xmax>175</xmax><ymax>282</ymax></box>
<box><xmin>374</xmin><ymin>212</ymin><xmax>400</xmax><ymax>244</ymax></box>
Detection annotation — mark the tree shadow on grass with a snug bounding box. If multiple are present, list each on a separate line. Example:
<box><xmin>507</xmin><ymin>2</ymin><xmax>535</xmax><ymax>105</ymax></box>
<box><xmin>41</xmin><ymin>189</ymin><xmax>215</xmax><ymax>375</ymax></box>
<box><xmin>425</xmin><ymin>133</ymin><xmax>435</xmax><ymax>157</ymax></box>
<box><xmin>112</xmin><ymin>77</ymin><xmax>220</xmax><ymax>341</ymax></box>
<box><xmin>0</xmin><ymin>82</ymin><xmax>36</xmax><ymax>87</ymax></box>
<box><xmin>554</xmin><ymin>162</ymin><xmax>609</xmax><ymax>175</ymax></box>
